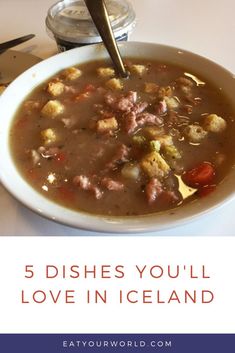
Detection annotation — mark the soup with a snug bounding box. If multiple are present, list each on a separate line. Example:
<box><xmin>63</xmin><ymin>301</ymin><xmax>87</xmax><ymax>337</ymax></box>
<box><xmin>10</xmin><ymin>59</ymin><xmax>235</xmax><ymax>216</ymax></box>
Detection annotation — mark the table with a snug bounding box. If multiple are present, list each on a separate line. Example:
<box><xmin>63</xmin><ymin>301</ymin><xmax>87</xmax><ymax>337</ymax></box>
<box><xmin>1</xmin><ymin>0</ymin><xmax>235</xmax><ymax>235</ymax></box>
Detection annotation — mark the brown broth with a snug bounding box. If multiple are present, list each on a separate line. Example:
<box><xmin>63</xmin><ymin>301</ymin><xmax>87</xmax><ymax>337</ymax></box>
<box><xmin>10</xmin><ymin>59</ymin><xmax>235</xmax><ymax>216</ymax></box>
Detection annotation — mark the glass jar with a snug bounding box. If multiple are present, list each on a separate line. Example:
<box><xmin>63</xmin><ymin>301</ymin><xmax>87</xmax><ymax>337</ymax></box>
<box><xmin>46</xmin><ymin>0</ymin><xmax>136</xmax><ymax>52</ymax></box>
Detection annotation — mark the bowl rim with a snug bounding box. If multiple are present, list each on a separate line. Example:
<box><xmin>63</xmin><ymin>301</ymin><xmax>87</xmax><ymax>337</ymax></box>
<box><xmin>1</xmin><ymin>41</ymin><xmax>235</xmax><ymax>233</ymax></box>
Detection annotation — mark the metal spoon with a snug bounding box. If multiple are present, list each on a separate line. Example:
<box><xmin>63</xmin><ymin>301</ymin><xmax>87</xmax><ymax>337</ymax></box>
<box><xmin>84</xmin><ymin>0</ymin><xmax>128</xmax><ymax>78</ymax></box>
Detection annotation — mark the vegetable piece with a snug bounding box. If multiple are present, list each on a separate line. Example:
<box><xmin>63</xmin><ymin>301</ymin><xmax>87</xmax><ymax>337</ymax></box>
<box><xmin>96</xmin><ymin>117</ymin><xmax>118</xmax><ymax>133</ymax></box>
<box><xmin>164</xmin><ymin>145</ymin><xmax>181</xmax><ymax>159</ymax></box>
<box><xmin>182</xmin><ymin>162</ymin><xmax>215</xmax><ymax>187</ymax></box>
<box><xmin>105</xmin><ymin>78</ymin><xmax>123</xmax><ymax>90</ymax></box>
<box><xmin>158</xmin><ymin>86</ymin><xmax>172</xmax><ymax>98</ymax></box>
<box><xmin>140</xmin><ymin>151</ymin><xmax>170</xmax><ymax>179</ymax></box>
<box><xmin>97</xmin><ymin>67</ymin><xmax>115</xmax><ymax>78</ymax></box>
<box><xmin>121</xmin><ymin>163</ymin><xmax>140</xmax><ymax>180</ymax></box>
<box><xmin>184</xmin><ymin>124</ymin><xmax>208</xmax><ymax>143</ymax></box>
<box><xmin>149</xmin><ymin>140</ymin><xmax>161</xmax><ymax>152</ymax></box>
<box><xmin>198</xmin><ymin>185</ymin><xmax>216</xmax><ymax>197</ymax></box>
<box><xmin>41</xmin><ymin>128</ymin><xmax>57</xmax><ymax>144</ymax></box>
<box><xmin>144</xmin><ymin>126</ymin><xmax>164</xmax><ymax>139</ymax></box>
<box><xmin>47</xmin><ymin>81</ymin><xmax>65</xmax><ymax>96</ymax></box>
<box><xmin>41</xmin><ymin>100</ymin><xmax>64</xmax><ymax>118</ymax></box>
<box><xmin>144</xmin><ymin>82</ymin><xmax>159</xmax><ymax>93</ymax></box>
<box><xmin>203</xmin><ymin>114</ymin><xmax>227</xmax><ymax>133</ymax></box>
<box><xmin>164</xmin><ymin>96</ymin><xmax>179</xmax><ymax>109</ymax></box>
<box><xmin>130</xmin><ymin>64</ymin><xmax>147</xmax><ymax>76</ymax></box>
<box><xmin>132</xmin><ymin>135</ymin><xmax>146</xmax><ymax>145</ymax></box>
<box><xmin>62</xmin><ymin>67</ymin><xmax>82</xmax><ymax>80</ymax></box>
<box><xmin>31</xmin><ymin>150</ymin><xmax>40</xmax><ymax>165</ymax></box>
<box><xmin>55</xmin><ymin>152</ymin><xmax>66</xmax><ymax>163</ymax></box>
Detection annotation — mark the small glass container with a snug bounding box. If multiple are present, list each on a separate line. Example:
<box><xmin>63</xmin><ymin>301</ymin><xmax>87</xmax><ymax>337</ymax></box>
<box><xmin>46</xmin><ymin>0</ymin><xmax>136</xmax><ymax>52</ymax></box>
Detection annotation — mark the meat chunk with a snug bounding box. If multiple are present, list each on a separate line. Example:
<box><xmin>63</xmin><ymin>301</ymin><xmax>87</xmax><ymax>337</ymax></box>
<box><xmin>123</xmin><ymin>111</ymin><xmax>138</xmax><ymax>134</ymax></box>
<box><xmin>116</xmin><ymin>96</ymin><xmax>134</xmax><ymax>112</ymax></box>
<box><xmin>176</xmin><ymin>77</ymin><xmax>194</xmax><ymax>87</ymax></box>
<box><xmin>123</xmin><ymin>107</ymin><xmax>161</xmax><ymax>134</ymax></box>
<box><xmin>156</xmin><ymin>99</ymin><xmax>167</xmax><ymax>114</ymax></box>
<box><xmin>73</xmin><ymin>175</ymin><xmax>102</xmax><ymax>199</ymax></box>
<box><xmin>101</xmin><ymin>178</ymin><xmax>124</xmax><ymax>191</ymax></box>
<box><xmin>104</xmin><ymin>91</ymin><xmax>137</xmax><ymax>112</ymax></box>
<box><xmin>104</xmin><ymin>92</ymin><xmax>117</xmax><ymax>106</ymax></box>
<box><xmin>106</xmin><ymin>144</ymin><xmax>130</xmax><ymax>170</ymax></box>
<box><xmin>131</xmin><ymin>102</ymin><xmax>148</xmax><ymax>114</ymax></box>
<box><xmin>137</xmin><ymin>112</ymin><xmax>163</xmax><ymax>127</ymax></box>
<box><xmin>145</xmin><ymin>178</ymin><xmax>163</xmax><ymax>203</ymax></box>
<box><xmin>126</xmin><ymin>91</ymin><xmax>137</xmax><ymax>104</ymax></box>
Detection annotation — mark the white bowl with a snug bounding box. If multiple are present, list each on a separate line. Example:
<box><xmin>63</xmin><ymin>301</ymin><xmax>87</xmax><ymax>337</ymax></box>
<box><xmin>1</xmin><ymin>42</ymin><xmax>235</xmax><ymax>233</ymax></box>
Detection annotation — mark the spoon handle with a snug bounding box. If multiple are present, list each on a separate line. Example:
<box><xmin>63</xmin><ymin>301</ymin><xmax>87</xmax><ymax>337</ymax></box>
<box><xmin>84</xmin><ymin>0</ymin><xmax>128</xmax><ymax>78</ymax></box>
<box><xmin>0</xmin><ymin>34</ymin><xmax>35</xmax><ymax>54</ymax></box>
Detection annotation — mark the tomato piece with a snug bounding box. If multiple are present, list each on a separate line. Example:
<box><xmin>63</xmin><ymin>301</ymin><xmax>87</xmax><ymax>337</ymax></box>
<box><xmin>26</xmin><ymin>168</ymin><xmax>39</xmax><ymax>181</ymax></box>
<box><xmin>75</xmin><ymin>92</ymin><xmax>91</xmax><ymax>101</ymax></box>
<box><xmin>84</xmin><ymin>84</ymin><xmax>96</xmax><ymax>92</ymax></box>
<box><xmin>57</xmin><ymin>186</ymin><xmax>74</xmax><ymax>202</ymax></box>
<box><xmin>198</xmin><ymin>185</ymin><xmax>216</xmax><ymax>197</ymax></box>
<box><xmin>55</xmin><ymin>152</ymin><xmax>66</xmax><ymax>163</ymax></box>
<box><xmin>182</xmin><ymin>162</ymin><xmax>215</xmax><ymax>187</ymax></box>
<box><xmin>15</xmin><ymin>117</ymin><xmax>29</xmax><ymax>129</ymax></box>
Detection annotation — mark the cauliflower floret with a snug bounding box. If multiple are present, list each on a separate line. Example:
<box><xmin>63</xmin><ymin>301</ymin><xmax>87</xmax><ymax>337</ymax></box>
<box><xmin>47</xmin><ymin>81</ymin><xmax>65</xmax><ymax>97</ymax></box>
<box><xmin>41</xmin><ymin>128</ymin><xmax>57</xmax><ymax>144</ymax></box>
<box><xmin>62</xmin><ymin>67</ymin><xmax>82</xmax><ymax>80</ymax></box>
<box><xmin>164</xmin><ymin>96</ymin><xmax>179</xmax><ymax>109</ymax></box>
<box><xmin>41</xmin><ymin>100</ymin><xmax>64</xmax><ymax>118</ymax></box>
<box><xmin>96</xmin><ymin>117</ymin><xmax>118</xmax><ymax>133</ymax></box>
<box><xmin>105</xmin><ymin>78</ymin><xmax>123</xmax><ymax>90</ymax></box>
<box><xmin>97</xmin><ymin>67</ymin><xmax>115</xmax><ymax>78</ymax></box>
<box><xmin>130</xmin><ymin>64</ymin><xmax>147</xmax><ymax>76</ymax></box>
<box><xmin>184</xmin><ymin>124</ymin><xmax>208</xmax><ymax>143</ymax></box>
<box><xmin>203</xmin><ymin>114</ymin><xmax>227</xmax><ymax>133</ymax></box>
<box><xmin>144</xmin><ymin>82</ymin><xmax>159</xmax><ymax>93</ymax></box>
<box><xmin>140</xmin><ymin>151</ymin><xmax>170</xmax><ymax>179</ymax></box>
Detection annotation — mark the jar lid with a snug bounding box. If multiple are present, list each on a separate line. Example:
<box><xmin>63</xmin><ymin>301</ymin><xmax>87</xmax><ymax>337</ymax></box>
<box><xmin>46</xmin><ymin>0</ymin><xmax>136</xmax><ymax>44</ymax></box>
